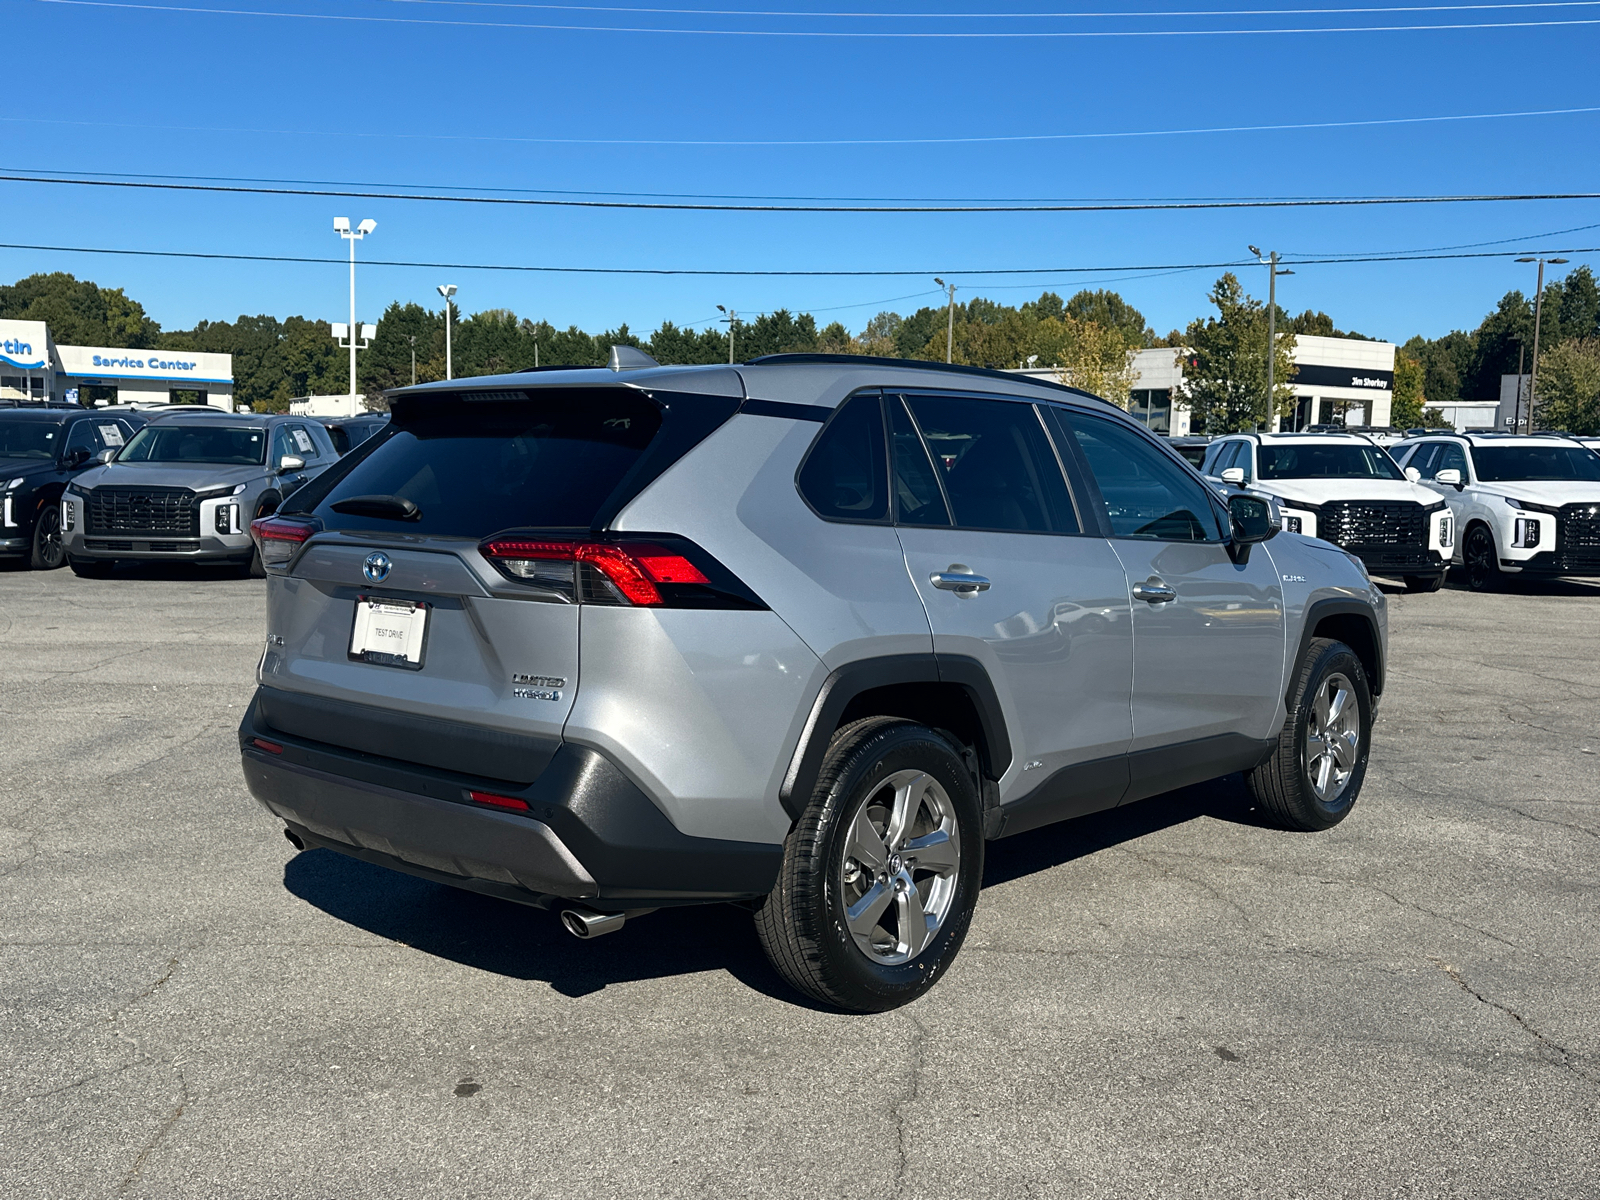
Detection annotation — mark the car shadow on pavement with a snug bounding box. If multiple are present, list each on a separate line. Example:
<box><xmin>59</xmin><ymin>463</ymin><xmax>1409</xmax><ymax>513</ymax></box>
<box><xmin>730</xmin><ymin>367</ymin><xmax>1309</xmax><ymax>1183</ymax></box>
<box><xmin>282</xmin><ymin>774</ymin><xmax>1270</xmax><ymax>1008</ymax></box>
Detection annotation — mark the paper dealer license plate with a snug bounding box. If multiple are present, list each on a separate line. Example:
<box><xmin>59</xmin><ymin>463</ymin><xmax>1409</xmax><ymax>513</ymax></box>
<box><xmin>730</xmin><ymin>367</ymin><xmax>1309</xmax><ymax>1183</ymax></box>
<box><xmin>349</xmin><ymin>596</ymin><xmax>428</xmax><ymax>668</ymax></box>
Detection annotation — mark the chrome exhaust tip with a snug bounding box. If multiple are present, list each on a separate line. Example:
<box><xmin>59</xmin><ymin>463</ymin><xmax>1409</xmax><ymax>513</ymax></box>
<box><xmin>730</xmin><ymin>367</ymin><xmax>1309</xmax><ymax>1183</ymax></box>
<box><xmin>560</xmin><ymin>907</ymin><xmax>626</xmax><ymax>939</ymax></box>
<box><xmin>283</xmin><ymin>826</ymin><xmax>306</xmax><ymax>851</ymax></box>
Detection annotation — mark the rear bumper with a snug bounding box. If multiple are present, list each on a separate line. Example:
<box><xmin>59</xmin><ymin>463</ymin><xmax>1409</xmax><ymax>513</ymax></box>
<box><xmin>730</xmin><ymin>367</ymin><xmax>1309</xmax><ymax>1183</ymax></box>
<box><xmin>239</xmin><ymin>690</ymin><xmax>781</xmax><ymax>910</ymax></box>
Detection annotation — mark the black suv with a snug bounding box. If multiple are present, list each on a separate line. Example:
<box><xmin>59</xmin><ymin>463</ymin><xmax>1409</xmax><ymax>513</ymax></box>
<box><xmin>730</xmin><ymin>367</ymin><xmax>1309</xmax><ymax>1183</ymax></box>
<box><xmin>0</xmin><ymin>407</ymin><xmax>148</xmax><ymax>570</ymax></box>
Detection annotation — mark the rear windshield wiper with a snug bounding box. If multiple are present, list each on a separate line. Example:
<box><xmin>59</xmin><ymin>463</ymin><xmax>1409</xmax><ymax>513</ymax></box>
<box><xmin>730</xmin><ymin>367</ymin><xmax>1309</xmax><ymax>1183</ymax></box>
<box><xmin>329</xmin><ymin>494</ymin><xmax>421</xmax><ymax>522</ymax></box>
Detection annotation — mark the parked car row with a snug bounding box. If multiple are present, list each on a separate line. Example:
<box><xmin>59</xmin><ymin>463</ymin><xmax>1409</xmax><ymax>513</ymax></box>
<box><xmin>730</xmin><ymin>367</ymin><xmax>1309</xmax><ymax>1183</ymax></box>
<box><xmin>0</xmin><ymin>405</ymin><xmax>386</xmax><ymax>576</ymax></box>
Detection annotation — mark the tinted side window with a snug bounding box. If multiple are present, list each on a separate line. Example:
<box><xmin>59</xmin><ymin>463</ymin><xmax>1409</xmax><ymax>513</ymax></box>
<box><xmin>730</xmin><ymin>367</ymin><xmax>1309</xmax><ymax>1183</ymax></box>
<box><xmin>1405</xmin><ymin>443</ymin><xmax>1438</xmax><ymax>475</ymax></box>
<box><xmin>1209</xmin><ymin>441</ymin><xmax>1239</xmax><ymax>474</ymax></box>
<box><xmin>1063</xmin><ymin>410</ymin><xmax>1223</xmax><ymax>542</ymax></box>
<box><xmin>63</xmin><ymin>421</ymin><xmax>106</xmax><ymax>457</ymax></box>
<box><xmin>889</xmin><ymin>397</ymin><xmax>950</xmax><ymax>526</ymax></box>
<box><xmin>289</xmin><ymin>424</ymin><xmax>322</xmax><ymax>460</ymax></box>
<box><xmin>903</xmin><ymin>394</ymin><xmax>1078</xmax><ymax>534</ymax></box>
<box><xmin>1436</xmin><ymin>442</ymin><xmax>1468</xmax><ymax>479</ymax></box>
<box><xmin>797</xmin><ymin>393</ymin><xmax>888</xmax><ymax>522</ymax></box>
<box><xmin>271</xmin><ymin>426</ymin><xmax>297</xmax><ymax>465</ymax></box>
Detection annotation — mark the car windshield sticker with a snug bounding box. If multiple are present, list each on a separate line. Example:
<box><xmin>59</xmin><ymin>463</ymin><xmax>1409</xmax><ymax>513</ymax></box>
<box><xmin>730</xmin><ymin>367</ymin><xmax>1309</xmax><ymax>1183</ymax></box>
<box><xmin>98</xmin><ymin>424</ymin><xmax>124</xmax><ymax>446</ymax></box>
<box><xmin>292</xmin><ymin>428</ymin><xmax>314</xmax><ymax>452</ymax></box>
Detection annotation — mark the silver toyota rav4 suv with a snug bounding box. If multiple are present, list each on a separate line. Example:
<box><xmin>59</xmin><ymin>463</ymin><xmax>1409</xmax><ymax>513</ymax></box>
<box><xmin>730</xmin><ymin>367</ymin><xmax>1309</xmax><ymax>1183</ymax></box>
<box><xmin>240</xmin><ymin>353</ymin><xmax>1387</xmax><ymax>1011</ymax></box>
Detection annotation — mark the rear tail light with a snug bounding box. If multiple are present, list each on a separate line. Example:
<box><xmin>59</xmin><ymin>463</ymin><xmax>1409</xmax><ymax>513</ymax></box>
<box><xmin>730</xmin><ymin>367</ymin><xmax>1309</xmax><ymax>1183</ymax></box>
<box><xmin>479</xmin><ymin>534</ymin><xmax>760</xmax><ymax>609</ymax></box>
<box><xmin>250</xmin><ymin>515</ymin><xmax>317</xmax><ymax>566</ymax></box>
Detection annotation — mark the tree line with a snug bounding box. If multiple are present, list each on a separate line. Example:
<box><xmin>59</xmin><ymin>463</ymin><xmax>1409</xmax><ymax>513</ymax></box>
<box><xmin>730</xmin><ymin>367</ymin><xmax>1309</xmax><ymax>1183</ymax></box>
<box><xmin>3</xmin><ymin>265</ymin><xmax>1597</xmax><ymax>435</ymax></box>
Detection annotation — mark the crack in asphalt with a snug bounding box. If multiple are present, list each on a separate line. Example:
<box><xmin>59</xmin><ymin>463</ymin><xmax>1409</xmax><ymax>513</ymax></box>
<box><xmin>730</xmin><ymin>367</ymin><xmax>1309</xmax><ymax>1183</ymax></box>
<box><xmin>1473</xmin><ymin>801</ymin><xmax>1599</xmax><ymax>841</ymax></box>
<box><xmin>1110</xmin><ymin>845</ymin><xmax>1253</xmax><ymax>925</ymax></box>
<box><xmin>117</xmin><ymin>1063</ymin><xmax>191</xmax><ymax>1196</ymax></box>
<box><xmin>1431</xmin><ymin>958</ymin><xmax>1592</xmax><ymax>1083</ymax></box>
<box><xmin>891</xmin><ymin>1015</ymin><xmax>927</xmax><ymax>1191</ymax></box>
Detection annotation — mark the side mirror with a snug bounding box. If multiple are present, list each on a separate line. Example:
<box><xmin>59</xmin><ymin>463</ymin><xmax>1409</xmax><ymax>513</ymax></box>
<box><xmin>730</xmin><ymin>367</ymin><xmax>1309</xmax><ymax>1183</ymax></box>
<box><xmin>1220</xmin><ymin>466</ymin><xmax>1246</xmax><ymax>485</ymax></box>
<box><xmin>95</xmin><ymin>448</ymin><xmax>117</xmax><ymax>464</ymax></box>
<box><xmin>278</xmin><ymin>455</ymin><xmax>306</xmax><ymax>473</ymax></box>
<box><xmin>1434</xmin><ymin>468</ymin><xmax>1463</xmax><ymax>488</ymax></box>
<box><xmin>1404</xmin><ymin>466</ymin><xmax>1421</xmax><ymax>482</ymax></box>
<box><xmin>1227</xmin><ymin>493</ymin><xmax>1277</xmax><ymax>564</ymax></box>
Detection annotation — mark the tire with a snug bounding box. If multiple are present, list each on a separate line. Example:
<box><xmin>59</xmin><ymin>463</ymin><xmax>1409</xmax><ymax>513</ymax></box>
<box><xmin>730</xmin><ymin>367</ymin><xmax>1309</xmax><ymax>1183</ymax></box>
<box><xmin>29</xmin><ymin>504</ymin><xmax>65</xmax><ymax>570</ymax></box>
<box><xmin>1247</xmin><ymin>638</ymin><xmax>1372</xmax><ymax>832</ymax></box>
<box><xmin>1463</xmin><ymin>524</ymin><xmax>1504</xmax><ymax>592</ymax></box>
<box><xmin>755</xmin><ymin>717</ymin><xmax>984</xmax><ymax>1012</ymax></box>
<box><xmin>239</xmin><ymin>545</ymin><xmax>266</xmax><ymax>579</ymax></box>
<box><xmin>69</xmin><ymin>555</ymin><xmax>115</xmax><ymax>578</ymax></box>
<box><xmin>1403</xmin><ymin>573</ymin><xmax>1445</xmax><ymax>593</ymax></box>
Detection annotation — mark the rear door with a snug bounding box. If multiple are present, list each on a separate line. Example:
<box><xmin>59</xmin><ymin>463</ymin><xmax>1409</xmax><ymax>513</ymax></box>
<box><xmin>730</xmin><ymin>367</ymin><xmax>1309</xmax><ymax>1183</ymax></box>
<box><xmin>1051</xmin><ymin>408</ymin><xmax>1285</xmax><ymax>797</ymax></box>
<box><xmin>891</xmin><ymin>392</ymin><xmax>1135</xmax><ymax>825</ymax></box>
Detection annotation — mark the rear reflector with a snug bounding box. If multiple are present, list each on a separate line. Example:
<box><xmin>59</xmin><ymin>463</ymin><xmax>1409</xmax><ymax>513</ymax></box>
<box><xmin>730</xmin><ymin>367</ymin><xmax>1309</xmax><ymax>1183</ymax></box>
<box><xmin>251</xmin><ymin>737</ymin><xmax>284</xmax><ymax>754</ymax></box>
<box><xmin>467</xmin><ymin>789</ymin><xmax>531</xmax><ymax>811</ymax></box>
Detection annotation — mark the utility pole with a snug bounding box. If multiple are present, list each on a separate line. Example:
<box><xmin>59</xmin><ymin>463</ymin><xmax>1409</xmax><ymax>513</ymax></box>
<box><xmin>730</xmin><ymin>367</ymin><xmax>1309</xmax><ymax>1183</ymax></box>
<box><xmin>1515</xmin><ymin>257</ymin><xmax>1568</xmax><ymax>433</ymax></box>
<box><xmin>438</xmin><ymin>284</ymin><xmax>457</xmax><ymax>380</ymax></box>
<box><xmin>333</xmin><ymin>218</ymin><xmax>376</xmax><ymax>417</ymax></box>
<box><xmin>934</xmin><ymin>277</ymin><xmax>956</xmax><ymax>363</ymax></box>
<box><xmin>408</xmin><ymin>335</ymin><xmax>417</xmax><ymax>387</ymax></box>
<box><xmin>717</xmin><ymin>305</ymin><xmax>737</xmax><ymax>364</ymax></box>
<box><xmin>1249</xmin><ymin>247</ymin><xmax>1295</xmax><ymax>428</ymax></box>
<box><xmin>1513</xmin><ymin>340</ymin><xmax>1524</xmax><ymax>431</ymax></box>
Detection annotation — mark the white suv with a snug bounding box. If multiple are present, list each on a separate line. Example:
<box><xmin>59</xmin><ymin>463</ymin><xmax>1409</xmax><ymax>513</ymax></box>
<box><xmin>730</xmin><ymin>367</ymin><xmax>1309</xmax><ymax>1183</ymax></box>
<box><xmin>1201</xmin><ymin>432</ymin><xmax>1454</xmax><ymax>592</ymax></box>
<box><xmin>1391</xmin><ymin>433</ymin><xmax>1600</xmax><ymax>590</ymax></box>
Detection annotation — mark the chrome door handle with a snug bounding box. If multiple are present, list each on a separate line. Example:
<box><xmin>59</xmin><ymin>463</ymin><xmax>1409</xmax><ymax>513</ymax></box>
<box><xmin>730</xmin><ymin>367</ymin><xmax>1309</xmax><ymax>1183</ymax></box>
<box><xmin>930</xmin><ymin>571</ymin><xmax>991</xmax><ymax>594</ymax></box>
<box><xmin>1132</xmin><ymin>579</ymin><xmax>1176</xmax><ymax>604</ymax></box>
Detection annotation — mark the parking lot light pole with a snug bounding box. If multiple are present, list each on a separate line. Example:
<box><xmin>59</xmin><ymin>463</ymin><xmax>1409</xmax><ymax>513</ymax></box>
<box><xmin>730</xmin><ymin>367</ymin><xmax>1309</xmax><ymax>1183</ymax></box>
<box><xmin>935</xmin><ymin>277</ymin><xmax>956</xmax><ymax>363</ymax></box>
<box><xmin>438</xmin><ymin>284</ymin><xmax>457</xmax><ymax>380</ymax></box>
<box><xmin>334</xmin><ymin>218</ymin><xmax>376</xmax><ymax>416</ymax></box>
<box><xmin>1515</xmin><ymin>257</ymin><xmax>1568</xmax><ymax>434</ymax></box>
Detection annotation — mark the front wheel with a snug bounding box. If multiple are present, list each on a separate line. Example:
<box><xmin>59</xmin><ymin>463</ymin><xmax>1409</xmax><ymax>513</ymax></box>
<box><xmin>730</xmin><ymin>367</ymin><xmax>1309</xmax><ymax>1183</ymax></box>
<box><xmin>755</xmin><ymin>718</ymin><xmax>984</xmax><ymax>1012</ymax></box>
<box><xmin>1247</xmin><ymin>638</ymin><xmax>1372</xmax><ymax>832</ymax></box>
<box><xmin>1403</xmin><ymin>573</ymin><xmax>1445</xmax><ymax>593</ymax></box>
<box><xmin>29</xmin><ymin>504</ymin><xmax>65</xmax><ymax>570</ymax></box>
<box><xmin>1463</xmin><ymin>525</ymin><xmax>1504</xmax><ymax>592</ymax></box>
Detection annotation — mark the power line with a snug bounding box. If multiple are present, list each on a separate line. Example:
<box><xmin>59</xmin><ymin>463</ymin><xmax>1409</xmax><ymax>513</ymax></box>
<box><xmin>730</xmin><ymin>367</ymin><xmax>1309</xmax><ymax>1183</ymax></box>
<box><xmin>33</xmin><ymin>0</ymin><xmax>1600</xmax><ymax>36</ymax></box>
<box><xmin>5</xmin><ymin>103</ymin><xmax>1599</xmax><ymax>148</ymax></box>
<box><xmin>5</xmin><ymin>170</ymin><xmax>1600</xmax><ymax>212</ymax></box>
<box><xmin>388</xmin><ymin>0</ymin><xmax>1600</xmax><ymax>15</ymax></box>
<box><xmin>0</xmin><ymin>239</ymin><xmax>1593</xmax><ymax>276</ymax></box>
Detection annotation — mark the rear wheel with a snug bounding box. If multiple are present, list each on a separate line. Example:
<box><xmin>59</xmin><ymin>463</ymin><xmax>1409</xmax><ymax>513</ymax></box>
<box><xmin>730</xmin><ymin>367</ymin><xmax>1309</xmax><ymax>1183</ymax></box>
<box><xmin>1403</xmin><ymin>573</ymin><xmax>1445</xmax><ymax>593</ymax></box>
<box><xmin>1463</xmin><ymin>524</ymin><xmax>1504</xmax><ymax>592</ymax></box>
<box><xmin>29</xmin><ymin>504</ymin><xmax>65</xmax><ymax>570</ymax></box>
<box><xmin>755</xmin><ymin>718</ymin><xmax>983</xmax><ymax>1012</ymax></box>
<box><xmin>1247</xmin><ymin>638</ymin><xmax>1372</xmax><ymax>832</ymax></box>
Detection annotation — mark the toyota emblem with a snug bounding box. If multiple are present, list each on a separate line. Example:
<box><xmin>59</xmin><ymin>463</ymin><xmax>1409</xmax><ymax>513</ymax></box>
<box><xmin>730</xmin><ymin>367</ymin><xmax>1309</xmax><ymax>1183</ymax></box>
<box><xmin>363</xmin><ymin>551</ymin><xmax>392</xmax><ymax>583</ymax></box>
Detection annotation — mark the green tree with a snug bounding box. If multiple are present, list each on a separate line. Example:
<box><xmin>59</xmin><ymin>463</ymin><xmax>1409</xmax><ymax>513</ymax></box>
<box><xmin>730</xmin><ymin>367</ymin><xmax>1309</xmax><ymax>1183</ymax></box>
<box><xmin>646</xmin><ymin>321</ymin><xmax>728</xmax><ymax>364</ymax></box>
<box><xmin>1174</xmin><ymin>274</ymin><xmax>1297</xmax><ymax>433</ymax></box>
<box><xmin>1061</xmin><ymin>289</ymin><xmax>1155</xmax><ymax>346</ymax></box>
<box><xmin>0</xmin><ymin>272</ymin><xmax>161</xmax><ymax>347</ymax></box>
<box><xmin>1536</xmin><ymin>338</ymin><xmax>1600</xmax><ymax>434</ymax></box>
<box><xmin>1557</xmin><ymin>265</ymin><xmax>1600</xmax><ymax>341</ymax></box>
<box><xmin>1054</xmin><ymin>317</ymin><xmax>1139</xmax><ymax>406</ymax></box>
<box><xmin>1391</xmin><ymin>354</ymin><xmax>1425</xmax><ymax>429</ymax></box>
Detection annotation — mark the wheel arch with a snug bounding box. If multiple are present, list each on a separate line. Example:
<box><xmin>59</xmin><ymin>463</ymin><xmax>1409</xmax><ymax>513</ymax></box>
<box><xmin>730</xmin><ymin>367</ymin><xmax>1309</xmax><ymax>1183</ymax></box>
<box><xmin>1293</xmin><ymin>598</ymin><xmax>1385</xmax><ymax>702</ymax></box>
<box><xmin>778</xmin><ymin>653</ymin><xmax>1012</xmax><ymax>822</ymax></box>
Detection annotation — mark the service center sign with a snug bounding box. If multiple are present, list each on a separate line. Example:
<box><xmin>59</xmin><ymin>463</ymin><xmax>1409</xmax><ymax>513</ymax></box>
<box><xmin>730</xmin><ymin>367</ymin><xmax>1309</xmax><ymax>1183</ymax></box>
<box><xmin>57</xmin><ymin>344</ymin><xmax>233</xmax><ymax>384</ymax></box>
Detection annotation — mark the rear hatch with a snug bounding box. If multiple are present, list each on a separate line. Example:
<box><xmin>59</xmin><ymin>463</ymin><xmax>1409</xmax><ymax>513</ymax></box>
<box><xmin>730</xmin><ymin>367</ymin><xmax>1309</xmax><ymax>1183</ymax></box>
<box><xmin>254</xmin><ymin>383</ymin><xmax>740</xmax><ymax>784</ymax></box>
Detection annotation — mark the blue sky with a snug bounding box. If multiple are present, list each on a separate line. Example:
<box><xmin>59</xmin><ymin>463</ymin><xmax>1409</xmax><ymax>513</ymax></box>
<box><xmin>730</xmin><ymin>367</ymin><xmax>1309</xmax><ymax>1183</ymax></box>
<box><xmin>1</xmin><ymin>0</ymin><xmax>1597</xmax><ymax>345</ymax></box>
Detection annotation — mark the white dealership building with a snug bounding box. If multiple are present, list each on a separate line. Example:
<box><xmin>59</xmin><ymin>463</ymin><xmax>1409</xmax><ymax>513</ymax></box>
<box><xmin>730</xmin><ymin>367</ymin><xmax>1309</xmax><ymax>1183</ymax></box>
<box><xmin>1018</xmin><ymin>333</ymin><xmax>1397</xmax><ymax>435</ymax></box>
<box><xmin>0</xmin><ymin>318</ymin><xmax>234</xmax><ymax>409</ymax></box>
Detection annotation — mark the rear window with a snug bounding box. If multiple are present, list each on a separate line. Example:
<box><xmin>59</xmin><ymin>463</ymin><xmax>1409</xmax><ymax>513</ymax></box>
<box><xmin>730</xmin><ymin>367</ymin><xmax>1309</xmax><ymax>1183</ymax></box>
<box><xmin>312</xmin><ymin>391</ymin><xmax>677</xmax><ymax>537</ymax></box>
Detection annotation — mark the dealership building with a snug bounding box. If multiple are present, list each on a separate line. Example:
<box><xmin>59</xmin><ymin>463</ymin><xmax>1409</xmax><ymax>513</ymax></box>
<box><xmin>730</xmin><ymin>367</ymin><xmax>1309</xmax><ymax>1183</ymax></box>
<box><xmin>0</xmin><ymin>318</ymin><xmax>234</xmax><ymax>409</ymax></box>
<box><xmin>1018</xmin><ymin>333</ymin><xmax>1397</xmax><ymax>435</ymax></box>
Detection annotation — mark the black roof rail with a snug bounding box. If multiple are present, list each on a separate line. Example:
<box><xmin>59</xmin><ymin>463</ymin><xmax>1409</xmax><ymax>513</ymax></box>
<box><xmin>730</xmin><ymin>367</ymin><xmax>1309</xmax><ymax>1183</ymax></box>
<box><xmin>740</xmin><ymin>353</ymin><xmax>1101</xmax><ymax>401</ymax></box>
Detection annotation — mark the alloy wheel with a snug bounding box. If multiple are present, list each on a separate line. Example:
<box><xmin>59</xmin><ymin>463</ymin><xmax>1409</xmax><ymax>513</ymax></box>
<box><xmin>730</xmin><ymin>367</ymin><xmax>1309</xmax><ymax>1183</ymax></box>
<box><xmin>35</xmin><ymin>507</ymin><xmax>64</xmax><ymax>569</ymax></box>
<box><xmin>838</xmin><ymin>769</ymin><xmax>962</xmax><ymax>965</ymax></box>
<box><xmin>1465</xmin><ymin>527</ymin><xmax>1496</xmax><ymax>590</ymax></box>
<box><xmin>1304</xmin><ymin>672</ymin><xmax>1360</xmax><ymax>804</ymax></box>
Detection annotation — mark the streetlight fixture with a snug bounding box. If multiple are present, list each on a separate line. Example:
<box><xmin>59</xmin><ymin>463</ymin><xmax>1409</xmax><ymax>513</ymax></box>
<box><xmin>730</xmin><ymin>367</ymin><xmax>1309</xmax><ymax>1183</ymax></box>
<box><xmin>1249</xmin><ymin>247</ymin><xmax>1294</xmax><ymax>427</ymax></box>
<box><xmin>1514</xmin><ymin>256</ymin><xmax>1568</xmax><ymax>434</ymax></box>
<box><xmin>935</xmin><ymin>277</ymin><xmax>957</xmax><ymax>364</ymax></box>
<box><xmin>717</xmin><ymin>305</ymin><xmax>737</xmax><ymax>365</ymax></box>
<box><xmin>437</xmin><ymin>284</ymin><xmax>457</xmax><ymax>380</ymax></box>
<box><xmin>333</xmin><ymin>217</ymin><xmax>377</xmax><ymax>417</ymax></box>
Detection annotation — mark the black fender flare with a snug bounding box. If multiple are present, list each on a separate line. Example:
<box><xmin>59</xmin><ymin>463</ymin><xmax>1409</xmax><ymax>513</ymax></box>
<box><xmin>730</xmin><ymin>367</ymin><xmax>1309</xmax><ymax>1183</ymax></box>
<box><xmin>777</xmin><ymin>653</ymin><xmax>1013</xmax><ymax>821</ymax></box>
<box><xmin>1291</xmin><ymin>597</ymin><xmax>1385</xmax><ymax>703</ymax></box>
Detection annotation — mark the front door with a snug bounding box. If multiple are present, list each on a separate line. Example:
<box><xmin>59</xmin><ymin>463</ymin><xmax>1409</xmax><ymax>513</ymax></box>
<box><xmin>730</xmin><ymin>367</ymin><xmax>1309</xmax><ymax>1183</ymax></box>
<box><xmin>1050</xmin><ymin>408</ymin><xmax>1286</xmax><ymax>802</ymax></box>
<box><xmin>889</xmin><ymin>392</ymin><xmax>1135</xmax><ymax>832</ymax></box>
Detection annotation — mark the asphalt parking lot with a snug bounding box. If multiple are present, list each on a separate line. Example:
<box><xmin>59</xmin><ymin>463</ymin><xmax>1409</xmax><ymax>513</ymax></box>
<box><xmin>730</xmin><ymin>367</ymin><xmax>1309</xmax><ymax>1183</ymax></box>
<box><xmin>3</xmin><ymin>563</ymin><xmax>1597</xmax><ymax>1198</ymax></box>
